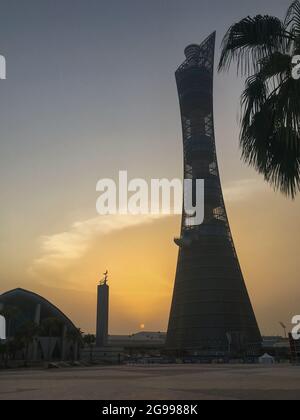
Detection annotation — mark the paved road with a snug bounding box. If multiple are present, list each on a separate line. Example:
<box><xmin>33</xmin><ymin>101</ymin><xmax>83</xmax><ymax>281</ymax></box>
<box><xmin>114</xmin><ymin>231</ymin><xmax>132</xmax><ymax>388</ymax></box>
<box><xmin>0</xmin><ymin>364</ymin><xmax>300</xmax><ymax>400</ymax></box>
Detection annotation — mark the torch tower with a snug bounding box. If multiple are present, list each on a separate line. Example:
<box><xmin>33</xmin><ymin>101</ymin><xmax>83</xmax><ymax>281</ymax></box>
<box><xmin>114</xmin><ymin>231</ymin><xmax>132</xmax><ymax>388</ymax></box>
<box><xmin>166</xmin><ymin>33</ymin><xmax>261</xmax><ymax>356</ymax></box>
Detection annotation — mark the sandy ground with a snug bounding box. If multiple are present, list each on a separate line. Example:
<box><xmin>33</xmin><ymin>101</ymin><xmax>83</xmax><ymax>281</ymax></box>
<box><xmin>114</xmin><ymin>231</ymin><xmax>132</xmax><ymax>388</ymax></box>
<box><xmin>0</xmin><ymin>364</ymin><xmax>300</xmax><ymax>400</ymax></box>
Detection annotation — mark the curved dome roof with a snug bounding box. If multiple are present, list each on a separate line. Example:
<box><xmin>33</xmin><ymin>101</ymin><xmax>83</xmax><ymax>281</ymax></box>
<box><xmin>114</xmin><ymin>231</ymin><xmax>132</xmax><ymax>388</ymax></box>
<box><xmin>0</xmin><ymin>288</ymin><xmax>79</xmax><ymax>335</ymax></box>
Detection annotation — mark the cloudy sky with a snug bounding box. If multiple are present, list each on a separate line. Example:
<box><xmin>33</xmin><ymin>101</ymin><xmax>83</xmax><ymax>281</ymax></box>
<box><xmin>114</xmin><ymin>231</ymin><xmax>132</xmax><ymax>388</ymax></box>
<box><xmin>0</xmin><ymin>0</ymin><xmax>298</xmax><ymax>336</ymax></box>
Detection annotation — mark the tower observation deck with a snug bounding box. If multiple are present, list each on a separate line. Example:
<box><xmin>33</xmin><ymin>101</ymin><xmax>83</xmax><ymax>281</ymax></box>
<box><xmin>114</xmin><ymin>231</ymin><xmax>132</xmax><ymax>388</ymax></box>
<box><xmin>166</xmin><ymin>33</ymin><xmax>261</xmax><ymax>356</ymax></box>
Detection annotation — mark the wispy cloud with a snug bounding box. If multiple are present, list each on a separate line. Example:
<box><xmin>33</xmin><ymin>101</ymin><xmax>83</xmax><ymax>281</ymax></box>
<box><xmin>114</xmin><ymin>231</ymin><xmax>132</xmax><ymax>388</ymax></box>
<box><xmin>28</xmin><ymin>179</ymin><xmax>263</xmax><ymax>279</ymax></box>
<box><xmin>28</xmin><ymin>214</ymin><xmax>163</xmax><ymax>274</ymax></box>
<box><xmin>223</xmin><ymin>178</ymin><xmax>266</xmax><ymax>202</ymax></box>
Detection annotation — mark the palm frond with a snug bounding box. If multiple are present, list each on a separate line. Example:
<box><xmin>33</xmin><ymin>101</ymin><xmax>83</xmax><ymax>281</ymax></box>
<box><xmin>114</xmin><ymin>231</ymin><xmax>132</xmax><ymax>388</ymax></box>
<box><xmin>218</xmin><ymin>15</ymin><xmax>288</xmax><ymax>75</ymax></box>
<box><xmin>259</xmin><ymin>51</ymin><xmax>291</xmax><ymax>80</ymax></box>
<box><xmin>240</xmin><ymin>75</ymin><xmax>268</xmax><ymax>131</ymax></box>
<box><xmin>264</xmin><ymin>127</ymin><xmax>300</xmax><ymax>198</ymax></box>
<box><xmin>272</xmin><ymin>77</ymin><xmax>300</xmax><ymax>146</ymax></box>
<box><xmin>220</xmin><ymin>3</ymin><xmax>300</xmax><ymax>198</ymax></box>
<box><xmin>240</xmin><ymin>98</ymin><xmax>300</xmax><ymax>198</ymax></box>
<box><xmin>240</xmin><ymin>99</ymin><xmax>275</xmax><ymax>172</ymax></box>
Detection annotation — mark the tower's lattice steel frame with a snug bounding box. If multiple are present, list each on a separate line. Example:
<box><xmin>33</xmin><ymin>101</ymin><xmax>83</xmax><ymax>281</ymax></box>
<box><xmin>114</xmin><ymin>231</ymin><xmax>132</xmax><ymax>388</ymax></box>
<box><xmin>166</xmin><ymin>33</ymin><xmax>261</xmax><ymax>355</ymax></box>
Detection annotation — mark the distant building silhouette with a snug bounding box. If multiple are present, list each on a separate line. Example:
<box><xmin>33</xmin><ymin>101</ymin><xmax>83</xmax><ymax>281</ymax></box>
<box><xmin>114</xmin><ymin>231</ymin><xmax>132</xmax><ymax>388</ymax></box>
<box><xmin>0</xmin><ymin>288</ymin><xmax>81</xmax><ymax>361</ymax></box>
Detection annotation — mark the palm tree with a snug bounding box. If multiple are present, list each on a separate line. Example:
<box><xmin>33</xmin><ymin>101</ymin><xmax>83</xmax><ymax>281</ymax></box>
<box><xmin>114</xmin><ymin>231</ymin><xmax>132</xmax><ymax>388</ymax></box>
<box><xmin>218</xmin><ymin>1</ymin><xmax>300</xmax><ymax>198</ymax></box>
<box><xmin>40</xmin><ymin>317</ymin><xmax>62</xmax><ymax>361</ymax></box>
<box><xmin>66</xmin><ymin>328</ymin><xmax>83</xmax><ymax>363</ymax></box>
<box><xmin>7</xmin><ymin>336</ymin><xmax>24</xmax><ymax>362</ymax></box>
<box><xmin>0</xmin><ymin>341</ymin><xmax>7</xmax><ymax>368</ymax></box>
<box><xmin>15</xmin><ymin>321</ymin><xmax>40</xmax><ymax>367</ymax></box>
<box><xmin>83</xmin><ymin>334</ymin><xmax>96</xmax><ymax>363</ymax></box>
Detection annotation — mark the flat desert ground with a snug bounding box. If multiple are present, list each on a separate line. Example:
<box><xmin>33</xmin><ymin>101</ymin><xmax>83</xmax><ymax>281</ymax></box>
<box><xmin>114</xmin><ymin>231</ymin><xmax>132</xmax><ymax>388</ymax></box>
<box><xmin>0</xmin><ymin>364</ymin><xmax>300</xmax><ymax>400</ymax></box>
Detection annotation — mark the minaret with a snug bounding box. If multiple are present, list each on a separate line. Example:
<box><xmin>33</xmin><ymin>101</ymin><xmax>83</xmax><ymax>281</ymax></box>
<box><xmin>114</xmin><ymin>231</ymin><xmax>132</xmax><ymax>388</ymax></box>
<box><xmin>96</xmin><ymin>270</ymin><xmax>109</xmax><ymax>347</ymax></box>
<box><xmin>166</xmin><ymin>33</ymin><xmax>261</xmax><ymax>355</ymax></box>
